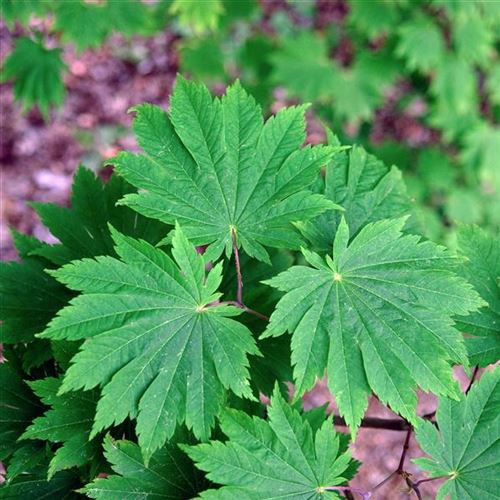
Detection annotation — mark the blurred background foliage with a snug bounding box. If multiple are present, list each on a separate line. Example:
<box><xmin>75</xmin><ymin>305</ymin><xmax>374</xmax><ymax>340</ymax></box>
<box><xmin>1</xmin><ymin>0</ymin><xmax>499</xmax><ymax>250</ymax></box>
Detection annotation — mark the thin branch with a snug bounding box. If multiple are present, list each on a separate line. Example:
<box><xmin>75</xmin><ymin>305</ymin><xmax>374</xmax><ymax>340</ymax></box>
<box><xmin>243</xmin><ymin>305</ymin><xmax>270</xmax><ymax>321</ymax></box>
<box><xmin>224</xmin><ymin>229</ymin><xmax>270</xmax><ymax>321</ymax></box>
<box><xmin>231</xmin><ymin>228</ymin><xmax>243</xmax><ymax>304</ymax></box>
<box><xmin>465</xmin><ymin>365</ymin><xmax>480</xmax><ymax>395</ymax></box>
<box><xmin>344</xmin><ymin>491</ymin><xmax>356</xmax><ymax>500</ymax></box>
<box><xmin>413</xmin><ymin>475</ymin><xmax>447</xmax><ymax>487</ymax></box>
<box><xmin>362</xmin><ymin>425</ymin><xmax>412</xmax><ymax>498</ymax></box>
<box><xmin>409</xmin><ymin>483</ymin><xmax>423</xmax><ymax>500</ymax></box>
<box><xmin>423</xmin><ymin>410</ymin><xmax>436</xmax><ymax>420</ymax></box>
<box><xmin>217</xmin><ymin>300</ymin><xmax>269</xmax><ymax>321</ymax></box>
<box><xmin>370</xmin><ymin>471</ymin><xmax>396</xmax><ymax>495</ymax></box>
<box><xmin>321</xmin><ymin>485</ymin><xmax>371</xmax><ymax>499</ymax></box>
<box><xmin>333</xmin><ymin>415</ymin><xmax>411</xmax><ymax>431</ymax></box>
<box><xmin>423</xmin><ymin>366</ymin><xmax>481</xmax><ymax>422</ymax></box>
<box><xmin>397</xmin><ymin>427</ymin><xmax>412</xmax><ymax>472</ymax></box>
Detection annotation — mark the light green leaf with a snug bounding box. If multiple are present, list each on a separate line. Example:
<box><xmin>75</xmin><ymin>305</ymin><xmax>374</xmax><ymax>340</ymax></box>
<box><xmin>461</xmin><ymin>125</ymin><xmax>500</xmax><ymax>194</ymax></box>
<box><xmin>298</xmin><ymin>140</ymin><xmax>410</xmax><ymax>253</ymax></box>
<box><xmin>184</xmin><ymin>387</ymin><xmax>354</xmax><ymax>499</ymax></box>
<box><xmin>170</xmin><ymin>0</ymin><xmax>224</xmax><ymax>33</ymax></box>
<box><xmin>82</xmin><ymin>434</ymin><xmax>206</xmax><ymax>499</ymax></box>
<box><xmin>264</xmin><ymin>217</ymin><xmax>484</xmax><ymax>435</ymax></box>
<box><xmin>453</xmin><ymin>7</ymin><xmax>493</xmax><ymax>66</ymax></box>
<box><xmin>271</xmin><ymin>31</ymin><xmax>336</xmax><ymax>101</ymax></box>
<box><xmin>1</xmin><ymin>37</ymin><xmax>65</xmax><ymax>118</ymax></box>
<box><xmin>430</xmin><ymin>56</ymin><xmax>479</xmax><ymax>140</ymax></box>
<box><xmin>21</xmin><ymin>377</ymin><xmax>99</xmax><ymax>479</ymax></box>
<box><xmin>454</xmin><ymin>225</ymin><xmax>500</xmax><ymax>366</ymax></box>
<box><xmin>397</xmin><ymin>17</ymin><xmax>445</xmax><ymax>72</ymax></box>
<box><xmin>39</xmin><ymin>224</ymin><xmax>259</xmax><ymax>460</ymax></box>
<box><xmin>348</xmin><ymin>0</ymin><xmax>401</xmax><ymax>37</ymax></box>
<box><xmin>115</xmin><ymin>78</ymin><xmax>340</xmax><ymax>263</ymax></box>
<box><xmin>414</xmin><ymin>367</ymin><xmax>500</xmax><ymax>499</ymax></box>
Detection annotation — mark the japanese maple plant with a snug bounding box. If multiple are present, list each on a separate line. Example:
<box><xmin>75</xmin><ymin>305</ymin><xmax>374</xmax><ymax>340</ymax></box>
<box><xmin>1</xmin><ymin>78</ymin><xmax>498</xmax><ymax>499</ymax></box>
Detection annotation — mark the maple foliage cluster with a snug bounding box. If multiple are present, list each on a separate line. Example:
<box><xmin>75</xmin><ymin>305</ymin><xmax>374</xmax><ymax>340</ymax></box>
<box><xmin>1</xmin><ymin>78</ymin><xmax>499</xmax><ymax>499</ymax></box>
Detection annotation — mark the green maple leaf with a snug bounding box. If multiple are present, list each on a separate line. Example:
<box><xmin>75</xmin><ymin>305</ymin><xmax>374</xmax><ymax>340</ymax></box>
<box><xmin>113</xmin><ymin>78</ymin><xmax>341</xmax><ymax>264</ymax></box>
<box><xmin>54</xmin><ymin>1</ymin><xmax>110</xmax><ymax>51</ymax></box>
<box><xmin>0</xmin><ymin>0</ymin><xmax>48</xmax><ymax>27</ymax></box>
<box><xmin>2</xmin><ymin>167</ymin><xmax>163</xmax><ymax>349</ymax></box>
<box><xmin>263</xmin><ymin>217</ymin><xmax>484</xmax><ymax>435</ymax></box>
<box><xmin>452</xmin><ymin>7</ymin><xmax>493</xmax><ymax>67</ymax></box>
<box><xmin>461</xmin><ymin>124</ymin><xmax>500</xmax><ymax>194</ymax></box>
<box><xmin>1</xmin><ymin>233</ymin><xmax>68</xmax><ymax>368</ymax></box>
<box><xmin>0</xmin><ymin>363</ymin><xmax>43</xmax><ymax>461</ymax></box>
<box><xmin>414</xmin><ymin>367</ymin><xmax>500</xmax><ymax>499</ymax></box>
<box><xmin>1</xmin><ymin>37</ymin><xmax>66</xmax><ymax>119</ymax></box>
<box><xmin>31</xmin><ymin>166</ymin><xmax>165</xmax><ymax>266</ymax></box>
<box><xmin>397</xmin><ymin>17</ymin><xmax>445</xmax><ymax>72</ymax></box>
<box><xmin>454</xmin><ymin>225</ymin><xmax>500</xmax><ymax>366</ymax></box>
<box><xmin>0</xmin><ymin>252</ymin><xmax>70</xmax><ymax>344</ymax></box>
<box><xmin>0</xmin><ymin>469</ymin><xmax>80</xmax><ymax>499</ymax></box>
<box><xmin>53</xmin><ymin>1</ymin><xmax>151</xmax><ymax>51</ymax></box>
<box><xmin>39</xmin><ymin>223</ymin><xmax>260</xmax><ymax>460</ymax></box>
<box><xmin>21</xmin><ymin>377</ymin><xmax>100</xmax><ymax>479</ymax></box>
<box><xmin>83</xmin><ymin>434</ymin><xmax>206</xmax><ymax>499</ymax></box>
<box><xmin>348</xmin><ymin>0</ymin><xmax>401</xmax><ymax>37</ymax></box>
<box><xmin>184</xmin><ymin>387</ymin><xmax>354</xmax><ymax>499</ymax></box>
<box><xmin>271</xmin><ymin>32</ymin><xmax>336</xmax><ymax>102</ymax></box>
<box><xmin>180</xmin><ymin>37</ymin><xmax>225</xmax><ymax>83</ymax></box>
<box><xmin>430</xmin><ymin>56</ymin><xmax>479</xmax><ymax>140</ymax></box>
<box><xmin>297</xmin><ymin>133</ymin><xmax>410</xmax><ymax>253</ymax></box>
<box><xmin>170</xmin><ymin>0</ymin><xmax>224</xmax><ymax>33</ymax></box>
<box><xmin>4</xmin><ymin>442</ymin><xmax>46</xmax><ymax>483</ymax></box>
<box><xmin>330</xmin><ymin>63</ymin><xmax>383</xmax><ymax>123</ymax></box>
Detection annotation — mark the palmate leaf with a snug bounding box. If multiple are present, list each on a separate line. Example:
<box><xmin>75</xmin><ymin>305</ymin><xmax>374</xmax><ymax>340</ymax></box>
<box><xmin>82</xmin><ymin>434</ymin><xmax>207</xmax><ymax>499</ymax></box>
<box><xmin>452</xmin><ymin>6</ymin><xmax>493</xmax><ymax>67</ymax></box>
<box><xmin>414</xmin><ymin>367</ymin><xmax>500</xmax><ymax>499</ymax></box>
<box><xmin>297</xmin><ymin>133</ymin><xmax>410</xmax><ymax>253</ymax></box>
<box><xmin>1</xmin><ymin>37</ymin><xmax>65</xmax><ymax>119</ymax></box>
<box><xmin>271</xmin><ymin>32</ymin><xmax>336</xmax><ymax>102</ymax></box>
<box><xmin>430</xmin><ymin>56</ymin><xmax>479</xmax><ymax>140</ymax></box>
<box><xmin>1</xmin><ymin>233</ymin><xmax>65</xmax><ymax>368</ymax></box>
<box><xmin>5</xmin><ymin>442</ymin><xmax>46</xmax><ymax>483</ymax></box>
<box><xmin>454</xmin><ymin>225</ymin><xmax>500</xmax><ymax>366</ymax></box>
<box><xmin>0</xmin><ymin>363</ymin><xmax>43</xmax><ymax>461</ymax></box>
<box><xmin>170</xmin><ymin>0</ymin><xmax>224</xmax><ymax>34</ymax></box>
<box><xmin>184</xmin><ymin>387</ymin><xmax>354</xmax><ymax>499</ymax></box>
<box><xmin>53</xmin><ymin>1</ymin><xmax>151</xmax><ymax>52</ymax></box>
<box><xmin>180</xmin><ymin>37</ymin><xmax>225</xmax><ymax>83</ymax></box>
<box><xmin>21</xmin><ymin>377</ymin><xmax>100</xmax><ymax>479</ymax></box>
<box><xmin>461</xmin><ymin>124</ymin><xmax>500</xmax><ymax>193</ymax></box>
<box><xmin>0</xmin><ymin>254</ymin><xmax>70</xmax><ymax>343</ymax></box>
<box><xmin>39</xmin><ymin>224</ymin><xmax>260</xmax><ymax>460</ymax></box>
<box><xmin>0</xmin><ymin>469</ymin><xmax>81</xmax><ymax>500</ymax></box>
<box><xmin>263</xmin><ymin>217</ymin><xmax>484</xmax><ymax>435</ymax></box>
<box><xmin>348</xmin><ymin>0</ymin><xmax>401</xmax><ymax>38</ymax></box>
<box><xmin>113</xmin><ymin>77</ymin><xmax>340</xmax><ymax>264</ymax></box>
<box><xmin>397</xmin><ymin>16</ymin><xmax>445</xmax><ymax>72</ymax></box>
